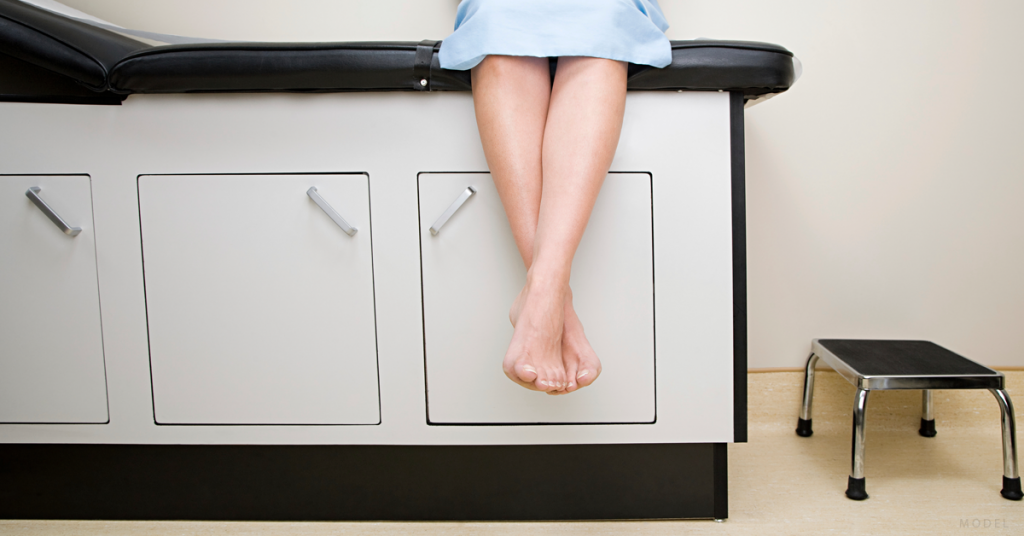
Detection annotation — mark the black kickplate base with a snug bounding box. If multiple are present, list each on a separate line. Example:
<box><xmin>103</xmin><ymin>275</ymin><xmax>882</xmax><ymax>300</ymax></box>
<box><xmin>0</xmin><ymin>443</ymin><xmax>723</xmax><ymax>521</ymax></box>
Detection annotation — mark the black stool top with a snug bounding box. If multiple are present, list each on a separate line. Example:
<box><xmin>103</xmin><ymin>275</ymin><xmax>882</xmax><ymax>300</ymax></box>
<box><xmin>813</xmin><ymin>340</ymin><xmax>1003</xmax><ymax>390</ymax></box>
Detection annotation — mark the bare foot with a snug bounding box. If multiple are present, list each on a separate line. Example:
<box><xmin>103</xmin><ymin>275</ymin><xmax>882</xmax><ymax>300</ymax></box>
<box><xmin>510</xmin><ymin>286</ymin><xmax>600</xmax><ymax>395</ymax></box>
<box><xmin>548</xmin><ymin>288</ymin><xmax>601</xmax><ymax>396</ymax></box>
<box><xmin>503</xmin><ymin>275</ymin><xmax>567</xmax><ymax>392</ymax></box>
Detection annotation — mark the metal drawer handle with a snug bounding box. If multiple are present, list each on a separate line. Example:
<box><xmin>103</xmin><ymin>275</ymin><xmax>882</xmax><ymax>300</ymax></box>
<box><xmin>25</xmin><ymin>187</ymin><xmax>81</xmax><ymax>237</ymax></box>
<box><xmin>307</xmin><ymin>187</ymin><xmax>357</xmax><ymax>236</ymax></box>
<box><xmin>429</xmin><ymin>186</ymin><xmax>477</xmax><ymax>235</ymax></box>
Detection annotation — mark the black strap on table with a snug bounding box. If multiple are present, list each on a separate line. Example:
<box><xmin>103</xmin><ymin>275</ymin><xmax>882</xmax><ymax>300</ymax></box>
<box><xmin>414</xmin><ymin>40</ymin><xmax>439</xmax><ymax>91</ymax></box>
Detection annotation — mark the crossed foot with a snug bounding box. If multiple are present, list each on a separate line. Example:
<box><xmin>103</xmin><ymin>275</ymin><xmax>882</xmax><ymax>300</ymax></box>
<box><xmin>502</xmin><ymin>277</ymin><xmax>602</xmax><ymax>395</ymax></box>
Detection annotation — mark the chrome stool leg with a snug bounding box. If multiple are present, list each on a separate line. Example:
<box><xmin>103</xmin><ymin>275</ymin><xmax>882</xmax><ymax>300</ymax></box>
<box><xmin>846</xmin><ymin>388</ymin><xmax>870</xmax><ymax>500</ymax></box>
<box><xmin>919</xmin><ymin>390</ymin><xmax>937</xmax><ymax>437</ymax></box>
<box><xmin>990</xmin><ymin>389</ymin><xmax>1022</xmax><ymax>500</ymax></box>
<box><xmin>796</xmin><ymin>353</ymin><xmax>820</xmax><ymax>437</ymax></box>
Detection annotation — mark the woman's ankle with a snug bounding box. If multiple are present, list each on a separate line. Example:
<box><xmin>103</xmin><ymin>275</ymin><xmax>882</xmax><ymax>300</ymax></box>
<box><xmin>525</xmin><ymin>262</ymin><xmax>570</xmax><ymax>294</ymax></box>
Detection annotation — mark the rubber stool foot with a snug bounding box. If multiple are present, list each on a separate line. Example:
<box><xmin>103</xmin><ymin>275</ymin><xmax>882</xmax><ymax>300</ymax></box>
<box><xmin>846</xmin><ymin>477</ymin><xmax>868</xmax><ymax>500</ymax></box>
<box><xmin>918</xmin><ymin>418</ymin><xmax>937</xmax><ymax>437</ymax></box>
<box><xmin>1001</xmin><ymin>477</ymin><xmax>1023</xmax><ymax>501</ymax></box>
<box><xmin>796</xmin><ymin>418</ymin><xmax>813</xmax><ymax>437</ymax></box>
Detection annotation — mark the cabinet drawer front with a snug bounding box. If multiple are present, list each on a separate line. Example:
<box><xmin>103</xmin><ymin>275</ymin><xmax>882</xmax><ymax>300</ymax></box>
<box><xmin>0</xmin><ymin>175</ymin><xmax>107</xmax><ymax>424</ymax></box>
<box><xmin>419</xmin><ymin>173</ymin><xmax>656</xmax><ymax>424</ymax></box>
<box><xmin>139</xmin><ymin>174</ymin><xmax>379</xmax><ymax>425</ymax></box>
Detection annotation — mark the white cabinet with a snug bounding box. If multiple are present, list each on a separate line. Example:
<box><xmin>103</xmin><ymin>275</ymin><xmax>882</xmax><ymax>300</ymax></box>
<box><xmin>419</xmin><ymin>173</ymin><xmax>656</xmax><ymax>424</ymax></box>
<box><xmin>138</xmin><ymin>174</ymin><xmax>380</xmax><ymax>425</ymax></box>
<box><xmin>0</xmin><ymin>175</ymin><xmax>108</xmax><ymax>423</ymax></box>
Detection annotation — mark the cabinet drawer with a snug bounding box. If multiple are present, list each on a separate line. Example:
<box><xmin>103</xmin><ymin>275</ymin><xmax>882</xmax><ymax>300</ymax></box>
<box><xmin>419</xmin><ymin>173</ymin><xmax>656</xmax><ymax>424</ymax></box>
<box><xmin>139</xmin><ymin>174</ymin><xmax>380</xmax><ymax>425</ymax></box>
<box><xmin>0</xmin><ymin>175</ymin><xmax>107</xmax><ymax>423</ymax></box>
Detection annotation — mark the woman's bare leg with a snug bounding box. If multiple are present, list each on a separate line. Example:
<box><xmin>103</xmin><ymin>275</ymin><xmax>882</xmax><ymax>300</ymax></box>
<box><xmin>510</xmin><ymin>56</ymin><xmax>627</xmax><ymax>393</ymax></box>
<box><xmin>539</xmin><ymin>57</ymin><xmax>625</xmax><ymax>391</ymax></box>
<box><xmin>472</xmin><ymin>55</ymin><xmax>559</xmax><ymax>391</ymax></box>
<box><xmin>473</xmin><ymin>55</ymin><xmax>626</xmax><ymax>394</ymax></box>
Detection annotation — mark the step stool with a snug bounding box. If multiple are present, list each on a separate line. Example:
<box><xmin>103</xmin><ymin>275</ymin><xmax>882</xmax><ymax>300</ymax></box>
<box><xmin>795</xmin><ymin>339</ymin><xmax>1022</xmax><ymax>501</ymax></box>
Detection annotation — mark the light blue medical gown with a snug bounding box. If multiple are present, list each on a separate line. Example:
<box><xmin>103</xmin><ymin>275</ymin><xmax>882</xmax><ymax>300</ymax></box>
<box><xmin>438</xmin><ymin>0</ymin><xmax>672</xmax><ymax>71</ymax></box>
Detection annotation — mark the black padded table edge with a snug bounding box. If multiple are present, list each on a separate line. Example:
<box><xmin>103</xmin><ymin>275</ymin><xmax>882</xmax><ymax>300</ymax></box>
<box><xmin>0</xmin><ymin>0</ymin><xmax>796</xmax><ymax>103</ymax></box>
<box><xmin>106</xmin><ymin>40</ymin><xmax>796</xmax><ymax>95</ymax></box>
<box><xmin>0</xmin><ymin>51</ymin><xmax>124</xmax><ymax>104</ymax></box>
<box><xmin>0</xmin><ymin>443</ymin><xmax>725</xmax><ymax>521</ymax></box>
<box><xmin>0</xmin><ymin>0</ymin><xmax>149</xmax><ymax>91</ymax></box>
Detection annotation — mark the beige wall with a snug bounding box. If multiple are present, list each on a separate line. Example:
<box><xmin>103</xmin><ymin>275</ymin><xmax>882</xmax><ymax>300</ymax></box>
<box><xmin>57</xmin><ymin>0</ymin><xmax>1024</xmax><ymax>368</ymax></box>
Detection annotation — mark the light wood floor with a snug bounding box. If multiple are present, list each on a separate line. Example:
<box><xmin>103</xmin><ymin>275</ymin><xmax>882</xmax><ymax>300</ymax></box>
<box><xmin>3</xmin><ymin>371</ymin><xmax>1021</xmax><ymax>535</ymax></box>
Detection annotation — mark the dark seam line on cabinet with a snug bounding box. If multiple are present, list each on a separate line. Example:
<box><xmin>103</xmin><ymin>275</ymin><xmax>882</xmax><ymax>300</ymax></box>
<box><xmin>0</xmin><ymin>422</ymin><xmax>110</xmax><ymax>425</ymax></box>
<box><xmin>136</xmin><ymin>174</ymin><xmax>160</xmax><ymax>425</ymax></box>
<box><xmin>364</xmin><ymin>173</ymin><xmax>383</xmax><ymax>425</ymax></box>
<box><xmin>647</xmin><ymin>171</ymin><xmax>657</xmax><ymax>425</ymax></box>
<box><xmin>134</xmin><ymin>172</ymin><xmax>371</xmax><ymax>176</ymax></box>
<box><xmin>416</xmin><ymin>173</ymin><xmax>431</xmax><ymax>423</ymax></box>
<box><xmin>88</xmin><ymin>174</ymin><xmax>112</xmax><ymax>424</ymax></box>
<box><xmin>418</xmin><ymin>421</ymin><xmax>655</xmax><ymax>427</ymax></box>
<box><xmin>150</xmin><ymin>423</ymin><xmax>383</xmax><ymax>427</ymax></box>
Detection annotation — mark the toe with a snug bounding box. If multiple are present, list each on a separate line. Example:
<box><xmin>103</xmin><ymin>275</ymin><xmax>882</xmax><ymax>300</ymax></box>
<box><xmin>536</xmin><ymin>368</ymin><xmax>565</xmax><ymax>393</ymax></box>
<box><xmin>576</xmin><ymin>366</ymin><xmax>600</xmax><ymax>388</ymax></box>
<box><xmin>515</xmin><ymin>362</ymin><xmax>538</xmax><ymax>384</ymax></box>
<box><xmin>551</xmin><ymin>368</ymin><xmax>567</xmax><ymax>392</ymax></box>
<box><xmin>563</xmin><ymin>362</ymin><xmax>580</xmax><ymax>393</ymax></box>
<box><xmin>503</xmin><ymin>361</ymin><xmax>542</xmax><ymax>391</ymax></box>
<box><xmin>537</xmin><ymin>378</ymin><xmax>558</xmax><ymax>392</ymax></box>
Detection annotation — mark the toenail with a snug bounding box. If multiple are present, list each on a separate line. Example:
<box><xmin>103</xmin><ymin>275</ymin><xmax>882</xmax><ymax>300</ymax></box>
<box><xmin>523</xmin><ymin>365</ymin><xmax>536</xmax><ymax>373</ymax></box>
<box><xmin>577</xmin><ymin>370</ymin><xmax>589</xmax><ymax>379</ymax></box>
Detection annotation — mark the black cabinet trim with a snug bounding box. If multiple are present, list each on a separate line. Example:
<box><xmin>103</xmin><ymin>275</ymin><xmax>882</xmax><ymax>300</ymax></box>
<box><xmin>0</xmin><ymin>443</ymin><xmax>721</xmax><ymax>521</ymax></box>
<box><xmin>730</xmin><ymin>91</ymin><xmax>748</xmax><ymax>443</ymax></box>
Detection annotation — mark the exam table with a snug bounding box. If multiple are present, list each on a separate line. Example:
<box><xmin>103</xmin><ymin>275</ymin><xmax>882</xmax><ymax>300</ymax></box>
<box><xmin>0</xmin><ymin>0</ymin><xmax>797</xmax><ymax>521</ymax></box>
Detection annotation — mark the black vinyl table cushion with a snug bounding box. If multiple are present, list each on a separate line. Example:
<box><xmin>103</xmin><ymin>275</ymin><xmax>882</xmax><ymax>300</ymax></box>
<box><xmin>817</xmin><ymin>340</ymin><xmax>997</xmax><ymax>378</ymax></box>
<box><xmin>0</xmin><ymin>0</ymin><xmax>148</xmax><ymax>90</ymax></box>
<box><xmin>107</xmin><ymin>39</ymin><xmax>796</xmax><ymax>95</ymax></box>
<box><xmin>0</xmin><ymin>0</ymin><xmax>796</xmax><ymax>101</ymax></box>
